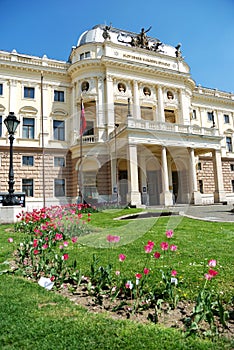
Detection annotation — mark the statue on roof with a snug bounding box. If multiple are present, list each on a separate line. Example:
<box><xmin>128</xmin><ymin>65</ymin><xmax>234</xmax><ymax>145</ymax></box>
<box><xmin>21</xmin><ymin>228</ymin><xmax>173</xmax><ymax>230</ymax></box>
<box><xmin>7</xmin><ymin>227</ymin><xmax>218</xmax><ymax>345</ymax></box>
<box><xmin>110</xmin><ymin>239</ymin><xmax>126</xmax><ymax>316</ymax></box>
<box><xmin>137</xmin><ymin>26</ymin><xmax>152</xmax><ymax>49</ymax></box>
<box><xmin>151</xmin><ymin>41</ymin><xmax>163</xmax><ymax>52</ymax></box>
<box><xmin>102</xmin><ymin>24</ymin><xmax>112</xmax><ymax>40</ymax></box>
<box><xmin>175</xmin><ymin>43</ymin><xmax>182</xmax><ymax>58</ymax></box>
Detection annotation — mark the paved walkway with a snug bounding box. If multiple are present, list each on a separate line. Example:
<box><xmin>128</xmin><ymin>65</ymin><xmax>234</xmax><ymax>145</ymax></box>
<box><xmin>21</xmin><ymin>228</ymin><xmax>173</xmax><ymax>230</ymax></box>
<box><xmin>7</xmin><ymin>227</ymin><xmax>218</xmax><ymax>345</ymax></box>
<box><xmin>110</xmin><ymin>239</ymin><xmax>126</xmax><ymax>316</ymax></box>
<box><xmin>170</xmin><ymin>204</ymin><xmax>234</xmax><ymax>222</ymax></box>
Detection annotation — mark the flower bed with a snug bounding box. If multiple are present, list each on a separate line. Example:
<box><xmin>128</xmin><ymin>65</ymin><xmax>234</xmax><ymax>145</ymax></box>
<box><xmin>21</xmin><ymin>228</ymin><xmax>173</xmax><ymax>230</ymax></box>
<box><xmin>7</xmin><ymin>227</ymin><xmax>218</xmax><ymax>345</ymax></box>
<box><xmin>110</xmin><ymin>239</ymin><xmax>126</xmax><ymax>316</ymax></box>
<box><xmin>7</xmin><ymin>204</ymin><xmax>234</xmax><ymax>340</ymax></box>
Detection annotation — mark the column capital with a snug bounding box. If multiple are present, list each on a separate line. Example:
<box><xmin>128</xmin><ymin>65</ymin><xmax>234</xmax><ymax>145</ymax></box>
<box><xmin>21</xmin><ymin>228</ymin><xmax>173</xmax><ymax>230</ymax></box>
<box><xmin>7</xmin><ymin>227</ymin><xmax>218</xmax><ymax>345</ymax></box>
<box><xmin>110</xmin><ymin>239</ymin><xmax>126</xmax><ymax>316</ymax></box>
<box><xmin>106</xmin><ymin>74</ymin><xmax>113</xmax><ymax>82</ymax></box>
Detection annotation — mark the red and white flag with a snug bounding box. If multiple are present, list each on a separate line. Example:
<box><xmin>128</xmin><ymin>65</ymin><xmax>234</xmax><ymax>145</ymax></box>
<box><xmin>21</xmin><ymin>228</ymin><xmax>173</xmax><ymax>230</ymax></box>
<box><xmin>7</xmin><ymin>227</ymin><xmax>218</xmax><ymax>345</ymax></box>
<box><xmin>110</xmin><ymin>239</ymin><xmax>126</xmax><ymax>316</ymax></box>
<box><xmin>80</xmin><ymin>100</ymin><xmax>87</xmax><ymax>136</ymax></box>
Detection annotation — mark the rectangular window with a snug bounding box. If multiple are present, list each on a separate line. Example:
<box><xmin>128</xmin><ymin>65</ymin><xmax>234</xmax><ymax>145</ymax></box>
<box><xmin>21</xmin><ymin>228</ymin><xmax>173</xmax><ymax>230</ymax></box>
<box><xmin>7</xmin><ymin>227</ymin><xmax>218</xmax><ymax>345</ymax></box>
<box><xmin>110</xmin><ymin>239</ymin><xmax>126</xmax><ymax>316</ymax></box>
<box><xmin>232</xmin><ymin>180</ymin><xmax>234</xmax><ymax>192</ymax></box>
<box><xmin>83</xmin><ymin>120</ymin><xmax>94</xmax><ymax>136</ymax></box>
<box><xmin>82</xmin><ymin>171</ymin><xmax>97</xmax><ymax>199</ymax></box>
<box><xmin>22</xmin><ymin>156</ymin><xmax>34</xmax><ymax>166</ymax></box>
<box><xmin>80</xmin><ymin>52</ymin><xmax>90</xmax><ymax>60</ymax></box>
<box><xmin>226</xmin><ymin>136</ymin><xmax>233</xmax><ymax>152</ymax></box>
<box><xmin>192</xmin><ymin>110</ymin><xmax>197</xmax><ymax>119</ymax></box>
<box><xmin>0</xmin><ymin>116</ymin><xmax>2</xmax><ymax>137</ymax></box>
<box><xmin>0</xmin><ymin>83</ymin><xmax>3</xmax><ymax>95</ymax></box>
<box><xmin>24</xmin><ymin>87</ymin><xmax>35</xmax><ymax>99</ymax></box>
<box><xmin>54</xmin><ymin>156</ymin><xmax>65</xmax><ymax>167</ymax></box>
<box><xmin>23</xmin><ymin>118</ymin><xmax>35</xmax><ymax>139</ymax></box>
<box><xmin>54</xmin><ymin>90</ymin><xmax>65</xmax><ymax>102</ymax></box>
<box><xmin>207</xmin><ymin>111</ymin><xmax>214</xmax><ymax>122</ymax></box>
<box><xmin>22</xmin><ymin>179</ymin><xmax>33</xmax><ymax>197</ymax></box>
<box><xmin>53</xmin><ymin>120</ymin><xmax>65</xmax><ymax>141</ymax></box>
<box><xmin>197</xmin><ymin>162</ymin><xmax>202</xmax><ymax>170</ymax></box>
<box><xmin>224</xmin><ymin>114</ymin><xmax>230</xmax><ymax>124</ymax></box>
<box><xmin>54</xmin><ymin>179</ymin><xmax>65</xmax><ymax>197</ymax></box>
<box><xmin>230</xmin><ymin>164</ymin><xmax>234</xmax><ymax>171</ymax></box>
<box><xmin>199</xmin><ymin>180</ymin><xmax>203</xmax><ymax>194</ymax></box>
<box><xmin>141</xmin><ymin>106</ymin><xmax>153</xmax><ymax>121</ymax></box>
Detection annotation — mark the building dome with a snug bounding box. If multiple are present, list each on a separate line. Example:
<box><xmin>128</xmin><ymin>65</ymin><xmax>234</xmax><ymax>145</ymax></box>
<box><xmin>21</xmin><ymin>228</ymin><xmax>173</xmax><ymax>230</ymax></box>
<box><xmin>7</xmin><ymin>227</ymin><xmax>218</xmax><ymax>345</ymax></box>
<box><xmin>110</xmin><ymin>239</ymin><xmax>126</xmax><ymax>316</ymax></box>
<box><xmin>77</xmin><ymin>25</ymin><xmax>105</xmax><ymax>46</ymax></box>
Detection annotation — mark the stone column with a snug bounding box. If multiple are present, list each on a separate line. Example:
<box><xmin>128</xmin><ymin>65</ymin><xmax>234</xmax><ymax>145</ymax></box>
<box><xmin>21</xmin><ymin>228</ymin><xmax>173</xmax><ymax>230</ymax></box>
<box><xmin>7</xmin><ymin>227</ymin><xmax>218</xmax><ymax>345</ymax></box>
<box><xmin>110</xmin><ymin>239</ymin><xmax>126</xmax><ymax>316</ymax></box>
<box><xmin>213</xmin><ymin>150</ymin><xmax>227</xmax><ymax>203</ymax></box>
<box><xmin>126</xmin><ymin>144</ymin><xmax>141</xmax><ymax>206</ymax></box>
<box><xmin>138</xmin><ymin>153</ymin><xmax>148</xmax><ymax>205</ymax></box>
<box><xmin>157</xmin><ymin>85</ymin><xmax>165</xmax><ymax>122</ymax></box>
<box><xmin>97</xmin><ymin>77</ymin><xmax>106</xmax><ymax>141</ymax></box>
<box><xmin>160</xmin><ymin>146</ymin><xmax>173</xmax><ymax>205</ymax></box>
<box><xmin>133</xmin><ymin>80</ymin><xmax>141</xmax><ymax>119</ymax></box>
<box><xmin>110</xmin><ymin>152</ymin><xmax>118</xmax><ymax>201</ymax></box>
<box><xmin>105</xmin><ymin>75</ymin><xmax>115</xmax><ymax>134</ymax></box>
<box><xmin>179</xmin><ymin>89</ymin><xmax>190</xmax><ymax>125</ymax></box>
<box><xmin>167</xmin><ymin>155</ymin><xmax>174</xmax><ymax>203</ymax></box>
<box><xmin>40</xmin><ymin>80</ymin><xmax>49</xmax><ymax>147</ymax></box>
<box><xmin>189</xmin><ymin>148</ymin><xmax>202</xmax><ymax>204</ymax></box>
<box><xmin>8</xmin><ymin>80</ymin><xmax>17</xmax><ymax>113</ymax></box>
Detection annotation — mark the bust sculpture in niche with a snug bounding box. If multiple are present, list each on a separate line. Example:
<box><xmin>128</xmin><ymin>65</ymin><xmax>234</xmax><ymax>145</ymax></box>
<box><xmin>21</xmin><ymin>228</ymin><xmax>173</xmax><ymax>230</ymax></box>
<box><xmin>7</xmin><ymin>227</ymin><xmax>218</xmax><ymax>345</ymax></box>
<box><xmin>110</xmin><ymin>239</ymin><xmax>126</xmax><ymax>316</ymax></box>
<box><xmin>81</xmin><ymin>81</ymin><xmax>89</xmax><ymax>92</ymax></box>
<box><xmin>118</xmin><ymin>83</ymin><xmax>126</xmax><ymax>92</ymax></box>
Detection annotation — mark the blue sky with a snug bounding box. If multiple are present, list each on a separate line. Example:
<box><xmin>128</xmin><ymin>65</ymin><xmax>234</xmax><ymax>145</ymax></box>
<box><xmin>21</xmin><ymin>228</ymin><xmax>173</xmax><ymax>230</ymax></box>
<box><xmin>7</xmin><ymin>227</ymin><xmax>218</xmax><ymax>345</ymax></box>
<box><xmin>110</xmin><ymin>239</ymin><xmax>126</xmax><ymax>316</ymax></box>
<box><xmin>1</xmin><ymin>0</ymin><xmax>234</xmax><ymax>93</ymax></box>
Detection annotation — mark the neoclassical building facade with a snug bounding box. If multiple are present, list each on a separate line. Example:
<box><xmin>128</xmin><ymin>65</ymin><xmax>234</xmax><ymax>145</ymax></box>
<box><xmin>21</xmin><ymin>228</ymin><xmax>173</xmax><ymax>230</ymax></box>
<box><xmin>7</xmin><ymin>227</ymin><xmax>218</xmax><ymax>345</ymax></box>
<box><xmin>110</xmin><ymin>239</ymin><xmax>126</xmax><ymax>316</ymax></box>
<box><xmin>0</xmin><ymin>24</ymin><xmax>234</xmax><ymax>210</ymax></box>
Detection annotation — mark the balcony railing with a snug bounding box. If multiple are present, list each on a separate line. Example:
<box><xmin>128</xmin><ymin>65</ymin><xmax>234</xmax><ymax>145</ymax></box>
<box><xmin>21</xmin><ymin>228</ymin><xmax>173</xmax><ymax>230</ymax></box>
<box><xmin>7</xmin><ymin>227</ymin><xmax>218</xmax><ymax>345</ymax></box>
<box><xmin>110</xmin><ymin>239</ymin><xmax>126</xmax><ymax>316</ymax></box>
<box><xmin>81</xmin><ymin>135</ymin><xmax>98</xmax><ymax>143</ymax></box>
<box><xmin>109</xmin><ymin>118</ymin><xmax>219</xmax><ymax>140</ymax></box>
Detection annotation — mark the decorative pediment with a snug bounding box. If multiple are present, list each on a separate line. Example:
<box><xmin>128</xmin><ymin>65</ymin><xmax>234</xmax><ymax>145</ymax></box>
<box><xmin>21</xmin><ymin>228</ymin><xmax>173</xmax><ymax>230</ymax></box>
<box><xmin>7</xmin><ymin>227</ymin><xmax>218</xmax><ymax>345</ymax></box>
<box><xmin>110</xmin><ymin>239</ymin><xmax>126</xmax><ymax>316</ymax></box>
<box><xmin>52</xmin><ymin>109</ymin><xmax>68</xmax><ymax>116</ymax></box>
<box><xmin>0</xmin><ymin>104</ymin><xmax>6</xmax><ymax>112</ymax></box>
<box><xmin>19</xmin><ymin>106</ymin><xmax>38</xmax><ymax>115</ymax></box>
<box><xmin>224</xmin><ymin>128</ymin><xmax>233</xmax><ymax>134</ymax></box>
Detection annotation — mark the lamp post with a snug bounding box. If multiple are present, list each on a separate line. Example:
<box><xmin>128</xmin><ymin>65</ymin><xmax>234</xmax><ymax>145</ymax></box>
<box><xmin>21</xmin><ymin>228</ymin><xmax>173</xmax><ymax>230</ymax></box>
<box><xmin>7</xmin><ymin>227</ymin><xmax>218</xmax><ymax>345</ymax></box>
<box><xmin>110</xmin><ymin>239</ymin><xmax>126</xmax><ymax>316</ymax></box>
<box><xmin>3</xmin><ymin>112</ymin><xmax>20</xmax><ymax>206</ymax></box>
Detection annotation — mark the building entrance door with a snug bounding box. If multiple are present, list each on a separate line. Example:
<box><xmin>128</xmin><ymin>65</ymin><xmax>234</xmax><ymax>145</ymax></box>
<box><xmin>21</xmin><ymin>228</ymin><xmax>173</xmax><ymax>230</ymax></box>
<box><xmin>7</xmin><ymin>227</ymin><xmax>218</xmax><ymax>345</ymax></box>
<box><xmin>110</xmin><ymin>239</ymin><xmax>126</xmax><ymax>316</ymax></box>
<box><xmin>147</xmin><ymin>170</ymin><xmax>161</xmax><ymax>205</ymax></box>
<box><xmin>172</xmin><ymin>171</ymin><xmax>178</xmax><ymax>203</ymax></box>
<box><xmin>119</xmin><ymin>170</ymin><xmax>128</xmax><ymax>205</ymax></box>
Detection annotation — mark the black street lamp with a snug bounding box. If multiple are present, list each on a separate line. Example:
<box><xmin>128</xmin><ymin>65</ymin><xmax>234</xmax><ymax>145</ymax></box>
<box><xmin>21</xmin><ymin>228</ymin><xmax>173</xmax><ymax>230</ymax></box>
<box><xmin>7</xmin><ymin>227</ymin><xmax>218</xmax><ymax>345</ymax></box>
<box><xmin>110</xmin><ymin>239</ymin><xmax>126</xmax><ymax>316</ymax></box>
<box><xmin>3</xmin><ymin>112</ymin><xmax>20</xmax><ymax>206</ymax></box>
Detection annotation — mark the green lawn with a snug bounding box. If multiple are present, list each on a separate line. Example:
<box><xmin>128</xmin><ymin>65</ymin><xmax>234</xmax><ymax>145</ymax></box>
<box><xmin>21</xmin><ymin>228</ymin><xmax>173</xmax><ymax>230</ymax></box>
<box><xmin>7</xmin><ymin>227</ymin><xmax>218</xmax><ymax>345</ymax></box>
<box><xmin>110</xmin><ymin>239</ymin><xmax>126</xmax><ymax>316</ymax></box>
<box><xmin>0</xmin><ymin>210</ymin><xmax>233</xmax><ymax>349</ymax></box>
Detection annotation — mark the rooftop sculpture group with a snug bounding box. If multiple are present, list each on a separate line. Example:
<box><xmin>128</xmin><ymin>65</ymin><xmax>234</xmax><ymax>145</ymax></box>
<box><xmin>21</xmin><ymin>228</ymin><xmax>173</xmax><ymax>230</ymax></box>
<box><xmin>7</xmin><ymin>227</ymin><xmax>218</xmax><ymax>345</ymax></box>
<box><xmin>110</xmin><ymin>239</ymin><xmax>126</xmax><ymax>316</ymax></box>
<box><xmin>102</xmin><ymin>25</ymin><xmax>182</xmax><ymax>57</ymax></box>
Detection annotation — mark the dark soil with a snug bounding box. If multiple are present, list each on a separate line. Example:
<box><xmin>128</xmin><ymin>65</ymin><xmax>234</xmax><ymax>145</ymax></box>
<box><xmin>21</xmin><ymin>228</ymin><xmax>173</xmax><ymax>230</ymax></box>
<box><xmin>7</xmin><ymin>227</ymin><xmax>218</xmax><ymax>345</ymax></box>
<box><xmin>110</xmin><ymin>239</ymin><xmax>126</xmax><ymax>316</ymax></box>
<box><xmin>57</xmin><ymin>281</ymin><xmax>234</xmax><ymax>341</ymax></box>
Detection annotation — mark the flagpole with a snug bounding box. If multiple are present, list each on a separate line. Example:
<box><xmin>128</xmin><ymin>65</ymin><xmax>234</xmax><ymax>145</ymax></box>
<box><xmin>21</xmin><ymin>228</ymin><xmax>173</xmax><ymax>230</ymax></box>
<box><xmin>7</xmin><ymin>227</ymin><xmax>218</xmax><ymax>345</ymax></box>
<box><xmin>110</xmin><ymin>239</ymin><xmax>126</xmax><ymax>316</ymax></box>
<box><xmin>79</xmin><ymin>98</ymin><xmax>85</xmax><ymax>204</ymax></box>
<box><xmin>41</xmin><ymin>72</ymin><xmax>46</xmax><ymax>208</ymax></box>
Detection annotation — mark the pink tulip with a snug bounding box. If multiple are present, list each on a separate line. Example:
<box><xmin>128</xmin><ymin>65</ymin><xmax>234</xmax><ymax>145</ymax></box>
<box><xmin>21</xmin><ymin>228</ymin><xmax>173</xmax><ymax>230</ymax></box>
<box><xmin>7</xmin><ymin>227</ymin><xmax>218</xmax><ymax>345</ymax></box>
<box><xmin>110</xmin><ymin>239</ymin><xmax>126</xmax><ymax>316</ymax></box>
<box><xmin>8</xmin><ymin>237</ymin><xmax>13</xmax><ymax>243</ymax></box>
<box><xmin>171</xmin><ymin>270</ymin><xmax>177</xmax><ymax>276</ymax></box>
<box><xmin>154</xmin><ymin>251</ymin><xmax>161</xmax><ymax>259</ymax></box>
<box><xmin>55</xmin><ymin>233</ymin><xmax>63</xmax><ymax>240</ymax></box>
<box><xmin>144</xmin><ymin>244</ymin><xmax>153</xmax><ymax>253</ymax></box>
<box><xmin>208</xmin><ymin>259</ymin><xmax>216</xmax><ymax>267</ymax></box>
<box><xmin>62</xmin><ymin>253</ymin><xmax>69</xmax><ymax>260</ymax></box>
<box><xmin>119</xmin><ymin>254</ymin><xmax>126</xmax><ymax>262</ymax></box>
<box><xmin>166</xmin><ymin>230</ymin><xmax>174</xmax><ymax>238</ymax></box>
<box><xmin>160</xmin><ymin>242</ymin><xmax>169</xmax><ymax>250</ymax></box>
<box><xmin>125</xmin><ymin>281</ymin><xmax>133</xmax><ymax>289</ymax></box>
<box><xmin>147</xmin><ymin>240</ymin><xmax>155</xmax><ymax>248</ymax></box>
<box><xmin>205</xmin><ymin>273</ymin><xmax>212</xmax><ymax>280</ymax></box>
<box><xmin>135</xmin><ymin>273</ymin><xmax>142</xmax><ymax>279</ymax></box>
<box><xmin>170</xmin><ymin>244</ymin><xmax>177</xmax><ymax>251</ymax></box>
<box><xmin>208</xmin><ymin>269</ymin><xmax>218</xmax><ymax>277</ymax></box>
<box><xmin>63</xmin><ymin>241</ymin><xmax>69</xmax><ymax>247</ymax></box>
<box><xmin>71</xmin><ymin>236</ymin><xmax>78</xmax><ymax>243</ymax></box>
<box><xmin>204</xmin><ymin>269</ymin><xmax>218</xmax><ymax>280</ymax></box>
<box><xmin>107</xmin><ymin>235</ymin><xmax>120</xmax><ymax>243</ymax></box>
<box><xmin>143</xmin><ymin>268</ymin><xmax>150</xmax><ymax>275</ymax></box>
